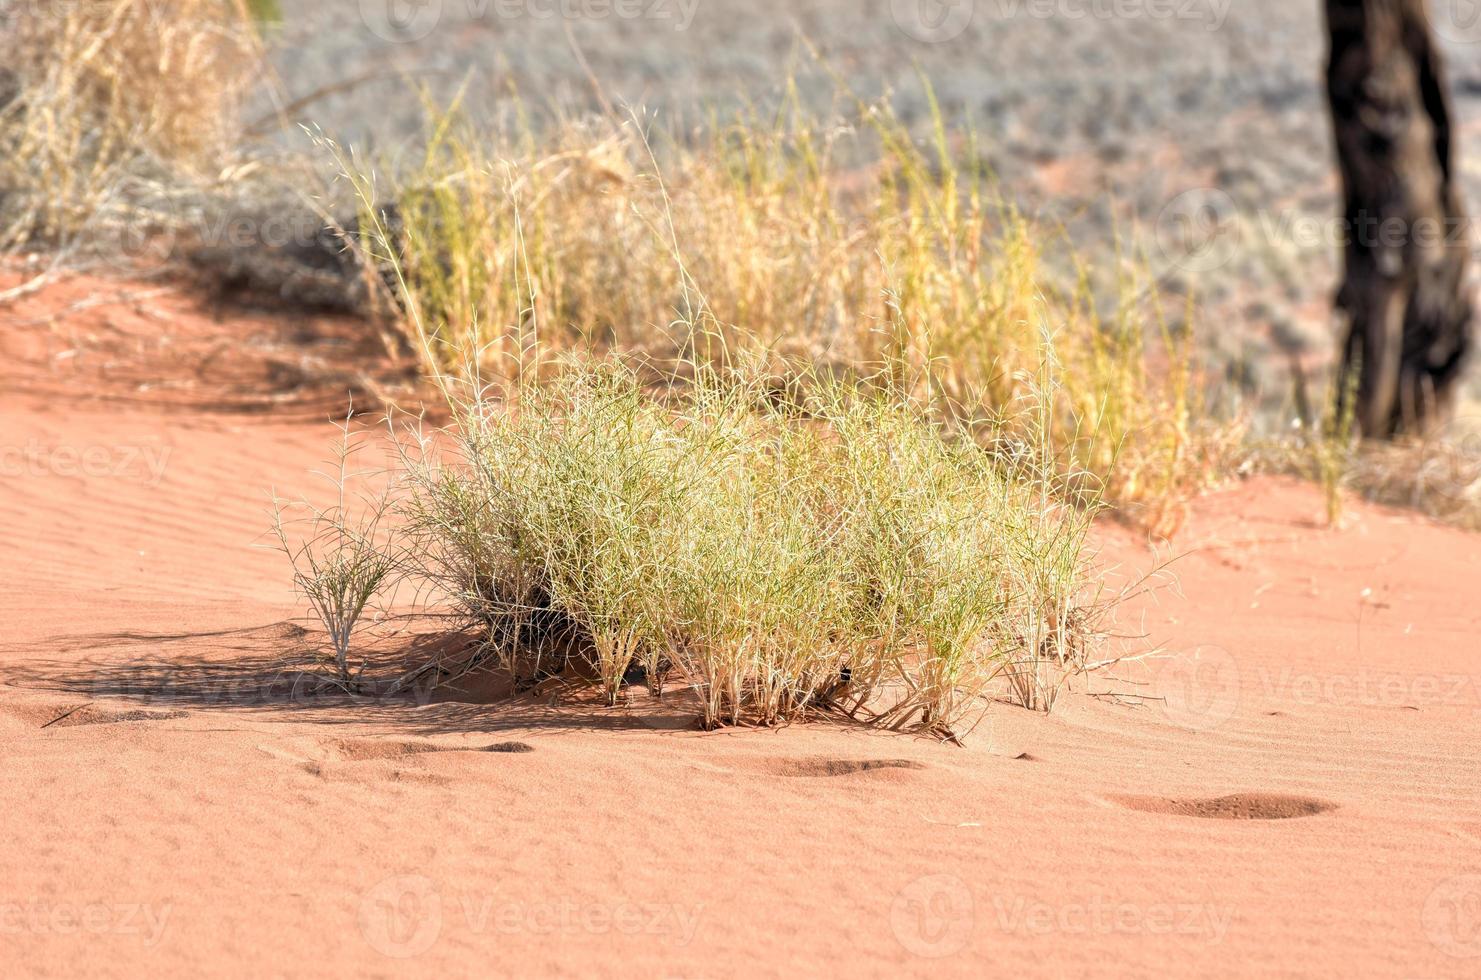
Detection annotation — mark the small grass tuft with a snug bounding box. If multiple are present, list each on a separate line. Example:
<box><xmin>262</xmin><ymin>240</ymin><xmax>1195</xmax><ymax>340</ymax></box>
<box><xmin>272</xmin><ymin>416</ymin><xmax>403</xmax><ymax>687</ymax></box>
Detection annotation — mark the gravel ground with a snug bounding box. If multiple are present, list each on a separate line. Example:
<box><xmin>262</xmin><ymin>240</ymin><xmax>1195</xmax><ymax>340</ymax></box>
<box><xmin>251</xmin><ymin>0</ymin><xmax>1481</xmax><ymax>409</ymax></box>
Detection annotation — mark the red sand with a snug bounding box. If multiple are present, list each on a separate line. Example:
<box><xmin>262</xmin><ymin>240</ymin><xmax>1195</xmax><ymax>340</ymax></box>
<box><xmin>3</xmin><ymin>274</ymin><xmax>1480</xmax><ymax>977</ymax></box>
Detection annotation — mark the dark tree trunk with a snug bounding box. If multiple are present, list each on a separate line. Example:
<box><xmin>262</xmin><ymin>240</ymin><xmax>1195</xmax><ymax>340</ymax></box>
<box><xmin>1325</xmin><ymin>0</ymin><xmax>1472</xmax><ymax>437</ymax></box>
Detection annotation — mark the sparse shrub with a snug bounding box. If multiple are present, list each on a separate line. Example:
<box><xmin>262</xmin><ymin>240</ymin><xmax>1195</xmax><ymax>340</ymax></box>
<box><xmin>389</xmin><ymin>359</ymin><xmax>1107</xmax><ymax>738</ymax></box>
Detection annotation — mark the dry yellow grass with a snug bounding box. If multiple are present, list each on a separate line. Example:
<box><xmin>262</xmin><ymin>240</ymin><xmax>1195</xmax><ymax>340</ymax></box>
<box><xmin>330</xmin><ymin>93</ymin><xmax>1244</xmax><ymax>531</ymax></box>
<box><xmin>7</xmin><ymin>10</ymin><xmax>1479</xmax><ymax>539</ymax></box>
<box><xmin>0</xmin><ymin>0</ymin><xmax>264</xmax><ymax>254</ymax></box>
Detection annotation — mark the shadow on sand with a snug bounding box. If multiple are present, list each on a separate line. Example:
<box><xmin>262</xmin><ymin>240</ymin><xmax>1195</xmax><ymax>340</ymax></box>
<box><xmin>1</xmin><ymin>621</ymin><xmax>703</xmax><ymax>736</ymax></box>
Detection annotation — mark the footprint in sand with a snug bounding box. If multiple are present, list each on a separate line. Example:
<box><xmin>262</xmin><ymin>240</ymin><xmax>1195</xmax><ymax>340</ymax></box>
<box><xmin>3</xmin><ymin>702</ymin><xmax>190</xmax><ymax>729</ymax></box>
<box><xmin>1107</xmin><ymin>792</ymin><xmax>1336</xmax><ymax>821</ymax></box>
<box><xmin>717</xmin><ymin>756</ymin><xmax>929</xmax><ymax>779</ymax></box>
<box><xmin>257</xmin><ymin>736</ymin><xmax>535</xmax><ymax>766</ymax></box>
<box><xmin>480</xmin><ymin>742</ymin><xmax>536</xmax><ymax>754</ymax></box>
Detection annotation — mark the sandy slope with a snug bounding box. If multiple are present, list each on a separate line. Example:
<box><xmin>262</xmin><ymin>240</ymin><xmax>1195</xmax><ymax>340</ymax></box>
<box><xmin>2</xmin><ymin>276</ymin><xmax>1480</xmax><ymax>978</ymax></box>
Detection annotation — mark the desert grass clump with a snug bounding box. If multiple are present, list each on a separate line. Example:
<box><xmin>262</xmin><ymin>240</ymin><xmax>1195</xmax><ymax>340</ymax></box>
<box><xmin>393</xmin><ymin>358</ymin><xmax>1105</xmax><ymax>738</ymax></box>
<box><xmin>1343</xmin><ymin>430</ymin><xmax>1481</xmax><ymax>529</ymax></box>
<box><xmin>1254</xmin><ymin>384</ymin><xmax>1481</xmax><ymax>531</ymax></box>
<box><xmin>0</xmin><ymin>0</ymin><xmax>267</xmax><ymax>258</ymax></box>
